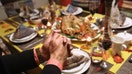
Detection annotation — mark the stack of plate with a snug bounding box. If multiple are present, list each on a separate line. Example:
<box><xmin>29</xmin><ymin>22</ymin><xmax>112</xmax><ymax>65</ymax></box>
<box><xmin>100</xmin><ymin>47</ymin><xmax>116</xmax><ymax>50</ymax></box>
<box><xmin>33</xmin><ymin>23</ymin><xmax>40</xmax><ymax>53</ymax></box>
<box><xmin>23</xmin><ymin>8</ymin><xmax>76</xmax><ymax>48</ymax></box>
<box><xmin>110</xmin><ymin>17</ymin><xmax>132</xmax><ymax>29</ymax></box>
<box><xmin>9</xmin><ymin>32</ymin><xmax>37</xmax><ymax>43</ymax></box>
<box><xmin>62</xmin><ymin>4</ymin><xmax>83</xmax><ymax>15</ymax></box>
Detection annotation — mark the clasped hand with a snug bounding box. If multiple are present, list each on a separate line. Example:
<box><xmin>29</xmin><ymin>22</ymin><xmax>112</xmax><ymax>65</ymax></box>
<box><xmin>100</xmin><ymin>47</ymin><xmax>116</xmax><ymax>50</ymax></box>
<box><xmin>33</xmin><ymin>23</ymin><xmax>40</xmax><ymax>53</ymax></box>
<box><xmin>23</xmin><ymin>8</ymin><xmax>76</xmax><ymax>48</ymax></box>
<box><xmin>40</xmin><ymin>30</ymin><xmax>72</xmax><ymax>65</ymax></box>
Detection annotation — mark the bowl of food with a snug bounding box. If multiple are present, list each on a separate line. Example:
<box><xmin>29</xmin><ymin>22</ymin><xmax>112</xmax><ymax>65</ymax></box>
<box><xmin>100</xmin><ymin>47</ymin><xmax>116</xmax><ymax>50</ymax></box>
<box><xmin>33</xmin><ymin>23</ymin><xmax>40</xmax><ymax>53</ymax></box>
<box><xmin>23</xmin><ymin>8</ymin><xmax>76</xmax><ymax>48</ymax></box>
<box><xmin>29</xmin><ymin>15</ymin><xmax>42</xmax><ymax>24</ymax></box>
<box><xmin>91</xmin><ymin>46</ymin><xmax>104</xmax><ymax>64</ymax></box>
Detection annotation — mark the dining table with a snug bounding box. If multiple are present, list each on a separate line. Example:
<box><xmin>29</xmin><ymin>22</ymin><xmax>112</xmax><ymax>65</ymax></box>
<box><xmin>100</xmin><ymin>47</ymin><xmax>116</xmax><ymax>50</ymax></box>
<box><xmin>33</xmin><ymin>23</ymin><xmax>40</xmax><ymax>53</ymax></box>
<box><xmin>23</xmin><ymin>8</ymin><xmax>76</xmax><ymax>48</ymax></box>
<box><xmin>0</xmin><ymin>5</ymin><xmax>132</xmax><ymax>74</ymax></box>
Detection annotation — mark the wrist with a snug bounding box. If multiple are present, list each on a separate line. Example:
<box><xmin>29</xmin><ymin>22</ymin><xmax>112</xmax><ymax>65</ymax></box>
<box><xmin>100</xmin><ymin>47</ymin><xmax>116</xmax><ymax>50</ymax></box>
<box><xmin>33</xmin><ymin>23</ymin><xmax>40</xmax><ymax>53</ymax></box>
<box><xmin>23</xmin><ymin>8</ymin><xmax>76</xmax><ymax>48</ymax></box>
<box><xmin>33</xmin><ymin>48</ymin><xmax>45</xmax><ymax>65</ymax></box>
<box><xmin>47</xmin><ymin>58</ymin><xmax>63</xmax><ymax>70</ymax></box>
<box><xmin>50</xmin><ymin>55</ymin><xmax>65</xmax><ymax>65</ymax></box>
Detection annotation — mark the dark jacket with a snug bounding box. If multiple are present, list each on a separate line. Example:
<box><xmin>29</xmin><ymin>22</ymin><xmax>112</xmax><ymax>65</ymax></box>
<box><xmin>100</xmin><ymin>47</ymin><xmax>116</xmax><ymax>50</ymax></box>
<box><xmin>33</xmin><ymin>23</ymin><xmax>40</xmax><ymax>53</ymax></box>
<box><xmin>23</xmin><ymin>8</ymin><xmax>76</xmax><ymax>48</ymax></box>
<box><xmin>0</xmin><ymin>50</ymin><xmax>61</xmax><ymax>74</ymax></box>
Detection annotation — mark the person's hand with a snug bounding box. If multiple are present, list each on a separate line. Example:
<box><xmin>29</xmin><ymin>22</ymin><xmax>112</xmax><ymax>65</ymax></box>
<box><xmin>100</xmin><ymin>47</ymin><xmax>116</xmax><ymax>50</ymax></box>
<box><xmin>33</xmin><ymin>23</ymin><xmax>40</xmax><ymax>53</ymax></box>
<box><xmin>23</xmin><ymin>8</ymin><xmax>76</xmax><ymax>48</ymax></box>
<box><xmin>39</xmin><ymin>30</ymin><xmax>63</xmax><ymax>60</ymax></box>
<box><xmin>49</xmin><ymin>34</ymin><xmax>71</xmax><ymax>65</ymax></box>
<box><xmin>39</xmin><ymin>31</ymin><xmax>55</xmax><ymax>60</ymax></box>
<box><xmin>38</xmin><ymin>30</ymin><xmax>72</xmax><ymax>63</ymax></box>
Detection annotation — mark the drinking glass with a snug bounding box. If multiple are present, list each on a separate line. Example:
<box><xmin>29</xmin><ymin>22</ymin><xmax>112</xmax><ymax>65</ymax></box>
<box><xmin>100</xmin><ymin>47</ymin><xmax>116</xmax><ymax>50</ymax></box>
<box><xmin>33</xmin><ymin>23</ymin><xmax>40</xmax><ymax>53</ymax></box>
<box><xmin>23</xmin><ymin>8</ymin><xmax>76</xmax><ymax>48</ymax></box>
<box><xmin>41</xmin><ymin>19</ymin><xmax>48</xmax><ymax>36</ymax></box>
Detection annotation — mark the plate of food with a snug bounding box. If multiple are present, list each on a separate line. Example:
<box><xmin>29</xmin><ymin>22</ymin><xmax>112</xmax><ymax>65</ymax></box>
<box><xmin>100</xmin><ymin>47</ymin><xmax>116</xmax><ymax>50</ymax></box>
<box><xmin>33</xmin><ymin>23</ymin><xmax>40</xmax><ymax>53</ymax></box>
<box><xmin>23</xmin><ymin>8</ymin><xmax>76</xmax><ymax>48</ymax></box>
<box><xmin>19</xmin><ymin>6</ymin><xmax>40</xmax><ymax>21</ymax></box>
<box><xmin>9</xmin><ymin>32</ymin><xmax>37</xmax><ymax>43</ymax></box>
<box><xmin>110</xmin><ymin>17</ymin><xmax>132</xmax><ymax>29</ymax></box>
<box><xmin>52</xmin><ymin>15</ymin><xmax>101</xmax><ymax>41</ymax></box>
<box><xmin>61</xmin><ymin>4</ymin><xmax>83</xmax><ymax>15</ymax></box>
<box><xmin>9</xmin><ymin>24</ymin><xmax>37</xmax><ymax>43</ymax></box>
<box><xmin>62</xmin><ymin>48</ymin><xmax>91</xmax><ymax>74</ymax></box>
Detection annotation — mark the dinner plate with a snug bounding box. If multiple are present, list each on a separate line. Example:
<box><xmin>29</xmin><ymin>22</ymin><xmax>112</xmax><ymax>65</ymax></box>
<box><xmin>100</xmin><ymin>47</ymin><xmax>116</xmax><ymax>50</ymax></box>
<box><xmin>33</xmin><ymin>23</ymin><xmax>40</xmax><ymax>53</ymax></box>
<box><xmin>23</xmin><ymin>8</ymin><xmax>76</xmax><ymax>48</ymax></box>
<box><xmin>9</xmin><ymin>32</ymin><xmax>37</xmax><ymax>43</ymax></box>
<box><xmin>62</xmin><ymin>48</ymin><xmax>91</xmax><ymax>74</ymax></box>
<box><xmin>29</xmin><ymin>9</ymin><xmax>40</xmax><ymax>17</ymax></box>
<box><xmin>19</xmin><ymin>9</ymin><xmax>39</xmax><ymax>18</ymax></box>
<box><xmin>110</xmin><ymin>17</ymin><xmax>132</xmax><ymax>29</ymax></box>
<box><xmin>61</xmin><ymin>5</ymin><xmax>83</xmax><ymax>15</ymax></box>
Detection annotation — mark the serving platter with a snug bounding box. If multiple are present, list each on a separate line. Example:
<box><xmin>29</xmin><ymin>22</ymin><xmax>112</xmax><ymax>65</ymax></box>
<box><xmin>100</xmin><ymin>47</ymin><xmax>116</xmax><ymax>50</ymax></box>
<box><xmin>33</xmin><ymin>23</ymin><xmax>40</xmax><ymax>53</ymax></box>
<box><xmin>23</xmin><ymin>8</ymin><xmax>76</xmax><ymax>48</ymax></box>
<box><xmin>52</xmin><ymin>17</ymin><xmax>101</xmax><ymax>41</ymax></box>
<box><xmin>19</xmin><ymin>9</ymin><xmax>40</xmax><ymax>21</ymax></box>
<box><xmin>62</xmin><ymin>48</ymin><xmax>91</xmax><ymax>74</ymax></box>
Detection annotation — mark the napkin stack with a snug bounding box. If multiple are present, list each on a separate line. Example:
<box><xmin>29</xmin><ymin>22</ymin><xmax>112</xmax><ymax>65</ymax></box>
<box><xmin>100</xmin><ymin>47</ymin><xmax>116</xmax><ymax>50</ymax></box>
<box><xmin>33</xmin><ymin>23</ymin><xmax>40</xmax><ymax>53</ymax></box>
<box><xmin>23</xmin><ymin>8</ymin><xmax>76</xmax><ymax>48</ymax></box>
<box><xmin>13</xmin><ymin>24</ymin><xmax>36</xmax><ymax>40</ymax></box>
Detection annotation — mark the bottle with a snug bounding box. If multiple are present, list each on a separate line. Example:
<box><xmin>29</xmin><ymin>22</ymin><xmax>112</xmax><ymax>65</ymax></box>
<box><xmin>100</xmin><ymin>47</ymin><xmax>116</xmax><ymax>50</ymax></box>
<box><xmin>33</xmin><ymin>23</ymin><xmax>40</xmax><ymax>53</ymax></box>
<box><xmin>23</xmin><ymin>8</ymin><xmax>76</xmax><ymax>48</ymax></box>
<box><xmin>48</xmin><ymin>0</ymin><xmax>56</xmax><ymax>24</ymax></box>
<box><xmin>101</xmin><ymin>0</ymin><xmax>112</xmax><ymax>50</ymax></box>
<box><xmin>0</xmin><ymin>38</ymin><xmax>11</xmax><ymax>55</ymax></box>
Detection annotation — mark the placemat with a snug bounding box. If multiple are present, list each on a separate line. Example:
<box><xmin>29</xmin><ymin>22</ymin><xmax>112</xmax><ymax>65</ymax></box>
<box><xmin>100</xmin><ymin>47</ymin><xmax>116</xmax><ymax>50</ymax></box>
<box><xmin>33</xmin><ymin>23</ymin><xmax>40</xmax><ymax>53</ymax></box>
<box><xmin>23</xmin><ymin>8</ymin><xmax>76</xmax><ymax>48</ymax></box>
<box><xmin>6</xmin><ymin>33</ymin><xmax>44</xmax><ymax>51</ymax></box>
<box><xmin>4</xmin><ymin>19</ymin><xmax>19</xmax><ymax>28</ymax></box>
<box><xmin>76</xmin><ymin>12</ymin><xmax>90</xmax><ymax>17</ymax></box>
<box><xmin>60</xmin><ymin>11</ymin><xmax>90</xmax><ymax>17</ymax></box>
<box><xmin>11</xmin><ymin>16</ymin><xmax>24</xmax><ymax>23</ymax></box>
<box><xmin>116</xmin><ymin>54</ymin><xmax>132</xmax><ymax>74</ymax></box>
<box><xmin>84</xmin><ymin>61</ymin><xmax>113</xmax><ymax>74</ymax></box>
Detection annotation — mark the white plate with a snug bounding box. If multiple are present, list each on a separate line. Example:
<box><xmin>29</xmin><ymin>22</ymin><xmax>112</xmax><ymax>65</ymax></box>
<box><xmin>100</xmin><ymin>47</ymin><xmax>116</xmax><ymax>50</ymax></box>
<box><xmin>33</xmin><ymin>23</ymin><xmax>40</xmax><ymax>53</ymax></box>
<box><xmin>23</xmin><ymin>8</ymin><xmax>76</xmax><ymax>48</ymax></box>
<box><xmin>9</xmin><ymin>32</ymin><xmax>38</xmax><ymax>43</ymax></box>
<box><xmin>19</xmin><ymin>9</ymin><xmax>39</xmax><ymax>18</ymax></box>
<box><xmin>62</xmin><ymin>5</ymin><xmax>83</xmax><ymax>15</ymax></box>
<box><xmin>29</xmin><ymin>9</ymin><xmax>40</xmax><ymax>17</ymax></box>
<box><xmin>62</xmin><ymin>48</ymin><xmax>91</xmax><ymax>74</ymax></box>
<box><xmin>110</xmin><ymin>17</ymin><xmax>132</xmax><ymax>29</ymax></box>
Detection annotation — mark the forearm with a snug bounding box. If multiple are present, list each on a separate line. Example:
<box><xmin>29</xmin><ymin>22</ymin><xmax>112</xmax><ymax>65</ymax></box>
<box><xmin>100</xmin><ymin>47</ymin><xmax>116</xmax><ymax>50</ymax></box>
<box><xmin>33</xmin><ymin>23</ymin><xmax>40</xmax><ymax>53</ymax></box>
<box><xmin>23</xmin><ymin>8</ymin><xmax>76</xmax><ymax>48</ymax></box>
<box><xmin>0</xmin><ymin>49</ymin><xmax>38</xmax><ymax>74</ymax></box>
<box><xmin>40</xmin><ymin>56</ymin><xmax>64</xmax><ymax>74</ymax></box>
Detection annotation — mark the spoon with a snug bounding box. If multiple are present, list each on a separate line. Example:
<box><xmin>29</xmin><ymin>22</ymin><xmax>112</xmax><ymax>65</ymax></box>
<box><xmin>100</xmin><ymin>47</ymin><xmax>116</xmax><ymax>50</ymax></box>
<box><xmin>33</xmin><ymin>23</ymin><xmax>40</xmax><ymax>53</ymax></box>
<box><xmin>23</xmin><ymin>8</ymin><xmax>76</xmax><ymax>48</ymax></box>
<box><xmin>129</xmin><ymin>57</ymin><xmax>132</xmax><ymax>63</ymax></box>
<box><xmin>92</xmin><ymin>59</ymin><xmax>102</xmax><ymax>64</ymax></box>
<box><xmin>100</xmin><ymin>61</ymin><xmax>108</xmax><ymax>69</ymax></box>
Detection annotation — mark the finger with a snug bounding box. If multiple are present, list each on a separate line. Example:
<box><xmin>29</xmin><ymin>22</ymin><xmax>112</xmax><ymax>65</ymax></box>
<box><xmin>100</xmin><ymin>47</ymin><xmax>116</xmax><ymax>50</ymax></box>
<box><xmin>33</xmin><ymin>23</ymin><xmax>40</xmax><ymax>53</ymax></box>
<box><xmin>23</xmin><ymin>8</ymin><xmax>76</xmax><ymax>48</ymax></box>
<box><xmin>66</xmin><ymin>38</ymin><xmax>71</xmax><ymax>45</ymax></box>
<box><xmin>44</xmin><ymin>30</ymin><xmax>54</xmax><ymax>42</ymax></box>
<box><xmin>50</xmin><ymin>30</ymin><xmax>56</xmax><ymax>37</ymax></box>
<box><xmin>53</xmin><ymin>33</ymin><xmax>60</xmax><ymax>40</ymax></box>
<box><xmin>47</xmin><ymin>30</ymin><xmax>58</xmax><ymax>38</ymax></box>
<box><xmin>65</xmin><ymin>38</ymin><xmax>72</xmax><ymax>49</ymax></box>
<box><xmin>43</xmin><ymin>33</ymin><xmax>52</xmax><ymax>44</ymax></box>
<box><xmin>53</xmin><ymin>35</ymin><xmax>63</xmax><ymax>46</ymax></box>
<box><xmin>53</xmin><ymin>30</ymin><xmax>61</xmax><ymax>33</ymax></box>
<box><xmin>65</xmin><ymin>38</ymin><xmax>73</xmax><ymax>57</ymax></box>
<box><xmin>64</xmin><ymin>42</ymin><xmax>72</xmax><ymax>57</ymax></box>
<box><xmin>64</xmin><ymin>40</ymin><xmax>68</xmax><ymax>48</ymax></box>
<box><xmin>69</xmin><ymin>45</ymin><xmax>73</xmax><ymax>50</ymax></box>
<box><xmin>49</xmin><ymin>40</ymin><xmax>57</xmax><ymax>53</ymax></box>
<box><xmin>63</xmin><ymin>36</ymin><xmax>67</xmax><ymax>44</ymax></box>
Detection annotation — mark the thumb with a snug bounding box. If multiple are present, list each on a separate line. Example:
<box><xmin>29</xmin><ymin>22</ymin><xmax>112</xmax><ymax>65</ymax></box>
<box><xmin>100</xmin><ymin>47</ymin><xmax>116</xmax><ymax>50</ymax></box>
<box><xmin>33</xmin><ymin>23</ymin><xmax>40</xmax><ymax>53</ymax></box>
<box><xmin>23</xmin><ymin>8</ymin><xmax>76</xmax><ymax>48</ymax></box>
<box><xmin>64</xmin><ymin>42</ymin><xmax>71</xmax><ymax>57</ymax></box>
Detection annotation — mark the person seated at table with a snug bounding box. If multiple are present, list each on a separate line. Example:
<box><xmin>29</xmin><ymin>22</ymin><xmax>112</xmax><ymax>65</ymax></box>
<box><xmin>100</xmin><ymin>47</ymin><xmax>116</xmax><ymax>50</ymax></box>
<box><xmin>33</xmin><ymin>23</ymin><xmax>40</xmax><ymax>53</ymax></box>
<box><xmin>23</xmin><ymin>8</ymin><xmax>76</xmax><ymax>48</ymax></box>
<box><xmin>71</xmin><ymin>0</ymin><xmax>123</xmax><ymax>14</ymax></box>
<box><xmin>0</xmin><ymin>30</ymin><xmax>72</xmax><ymax>74</ymax></box>
<box><xmin>71</xmin><ymin>0</ymin><xmax>100</xmax><ymax>14</ymax></box>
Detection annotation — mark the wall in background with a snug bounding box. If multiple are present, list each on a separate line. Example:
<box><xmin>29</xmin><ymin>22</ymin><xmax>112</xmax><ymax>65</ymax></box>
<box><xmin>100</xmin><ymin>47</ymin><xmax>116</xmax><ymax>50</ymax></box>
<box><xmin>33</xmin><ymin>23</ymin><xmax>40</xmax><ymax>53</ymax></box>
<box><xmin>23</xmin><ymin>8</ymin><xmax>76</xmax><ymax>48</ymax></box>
<box><xmin>0</xmin><ymin>0</ymin><xmax>49</xmax><ymax>19</ymax></box>
<box><xmin>32</xmin><ymin>0</ymin><xmax>49</xmax><ymax>8</ymax></box>
<box><xmin>0</xmin><ymin>1</ymin><xmax>8</xmax><ymax>20</ymax></box>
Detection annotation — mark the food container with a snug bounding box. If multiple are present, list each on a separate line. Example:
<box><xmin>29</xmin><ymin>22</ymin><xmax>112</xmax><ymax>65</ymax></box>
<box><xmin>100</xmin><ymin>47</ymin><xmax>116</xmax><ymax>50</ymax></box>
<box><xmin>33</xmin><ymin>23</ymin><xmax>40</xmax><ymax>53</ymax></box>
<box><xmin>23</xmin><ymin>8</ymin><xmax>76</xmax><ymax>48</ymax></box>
<box><xmin>116</xmin><ymin>31</ymin><xmax>132</xmax><ymax>47</ymax></box>
<box><xmin>91</xmin><ymin>46</ymin><xmax>104</xmax><ymax>64</ymax></box>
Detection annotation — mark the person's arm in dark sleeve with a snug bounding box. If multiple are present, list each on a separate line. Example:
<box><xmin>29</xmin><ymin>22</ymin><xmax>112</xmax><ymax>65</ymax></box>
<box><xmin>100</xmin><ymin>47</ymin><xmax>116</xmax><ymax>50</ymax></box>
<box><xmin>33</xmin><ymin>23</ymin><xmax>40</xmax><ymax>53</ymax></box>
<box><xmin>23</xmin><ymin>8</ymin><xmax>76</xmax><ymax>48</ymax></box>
<box><xmin>41</xmin><ymin>65</ymin><xmax>61</xmax><ymax>74</ymax></box>
<box><xmin>41</xmin><ymin>58</ymin><xmax>63</xmax><ymax>74</ymax></box>
<box><xmin>0</xmin><ymin>49</ymin><xmax>38</xmax><ymax>74</ymax></box>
